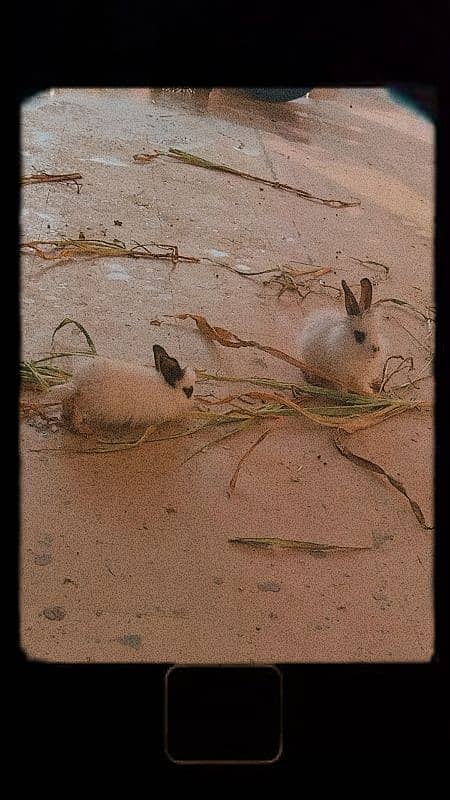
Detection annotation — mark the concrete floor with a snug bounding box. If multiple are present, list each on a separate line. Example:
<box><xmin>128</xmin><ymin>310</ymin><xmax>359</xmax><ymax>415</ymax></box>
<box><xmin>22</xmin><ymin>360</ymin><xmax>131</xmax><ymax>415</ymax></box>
<box><xmin>20</xmin><ymin>87</ymin><xmax>434</xmax><ymax>662</ymax></box>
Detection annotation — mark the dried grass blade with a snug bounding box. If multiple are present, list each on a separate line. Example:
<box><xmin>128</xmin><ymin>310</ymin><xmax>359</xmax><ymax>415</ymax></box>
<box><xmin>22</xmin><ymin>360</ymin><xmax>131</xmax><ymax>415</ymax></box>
<box><xmin>20</xmin><ymin>361</ymin><xmax>72</xmax><ymax>389</ymax></box>
<box><xmin>21</xmin><ymin>360</ymin><xmax>50</xmax><ymax>389</ymax></box>
<box><xmin>51</xmin><ymin>317</ymin><xmax>97</xmax><ymax>354</ymax></box>
<box><xmin>21</xmin><ymin>172</ymin><xmax>82</xmax><ymax>187</ymax></box>
<box><xmin>21</xmin><ymin>239</ymin><xmax>200</xmax><ymax>265</ymax></box>
<box><xmin>349</xmin><ymin>256</ymin><xmax>390</xmax><ymax>279</ymax></box>
<box><xmin>374</xmin><ymin>297</ymin><xmax>433</xmax><ymax>324</ymax></box>
<box><xmin>228</xmin><ymin>537</ymin><xmax>372</xmax><ymax>552</ymax></box>
<box><xmin>333</xmin><ymin>433</ymin><xmax>432</xmax><ymax>529</ymax></box>
<box><xmin>28</xmin><ymin>422</ymin><xmax>218</xmax><ymax>455</ymax></box>
<box><xmin>327</xmin><ymin>405</ymin><xmax>412</xmax><ymax>433</ymax></box>
<box><xmin>227</xmin><ymin>420</ymin><xmax>281</xmax><ymax>497</ymax></box>
<box><xmin>179</xmin><ymin>420</ymin><xmax>255</xmax><ymax>467</ymax></box>
<box><xmin>196</xmin><ymin>371</ymin><xmax>380</xmax><ymax>404</ymax></box>
<box><xmin>132</xmin><ymin>152</ymin><xmax>161</xmax><ymax>163</ymax></box>
<box><xmin>165</xmin><ymin>149</ymin><xmax>360</xmax><ymax>208</ymax></box>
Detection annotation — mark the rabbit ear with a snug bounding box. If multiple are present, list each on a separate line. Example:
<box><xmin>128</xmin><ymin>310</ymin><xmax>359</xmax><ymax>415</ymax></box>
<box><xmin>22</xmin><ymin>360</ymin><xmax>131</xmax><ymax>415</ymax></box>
<box><xmin>341</xmin><ymin>280</ymin><xmax>360</xmax><ymax>316</ymax></box>
<box><xmin>153</xmin><ymin>344</ymin><xmax>184</xmax><ymax>387</ymax></box>
<box><xmin>359</xmin><ymin>278</ymin><xmax>373</xmax><ymax>312</ymax></box>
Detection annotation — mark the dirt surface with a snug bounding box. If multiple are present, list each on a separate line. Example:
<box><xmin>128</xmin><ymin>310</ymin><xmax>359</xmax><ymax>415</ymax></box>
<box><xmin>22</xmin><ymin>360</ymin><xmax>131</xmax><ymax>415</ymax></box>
<box><xmin>20</xmin><ymin>87</ymin><xmax>434</xmax><ymax>662</ymax></box>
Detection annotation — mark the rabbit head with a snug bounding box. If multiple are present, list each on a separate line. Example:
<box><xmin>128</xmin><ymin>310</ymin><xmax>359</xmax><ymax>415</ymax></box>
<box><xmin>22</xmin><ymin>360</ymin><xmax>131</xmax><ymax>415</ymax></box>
<box><xmin>153</xmin><ymin>344</ymin><xmax>196</xmax><ymax>398</ymax></box>
<box><xmin>340</xmin><ymin>278</ymin><xmax>382</xmax><ymax>361</ymax></box>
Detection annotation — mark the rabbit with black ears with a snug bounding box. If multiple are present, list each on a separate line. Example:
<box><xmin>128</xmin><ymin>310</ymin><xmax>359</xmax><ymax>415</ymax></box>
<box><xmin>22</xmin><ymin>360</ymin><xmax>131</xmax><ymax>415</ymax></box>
<box><xmin>298</xmin><ymin>278</ymin><xmax>384</xmax><ymax>394</ymax></box>
<box><xmin>48</xmin><ymin>344</ymin><xmax>196</xmax><ymax>435</ymax></box>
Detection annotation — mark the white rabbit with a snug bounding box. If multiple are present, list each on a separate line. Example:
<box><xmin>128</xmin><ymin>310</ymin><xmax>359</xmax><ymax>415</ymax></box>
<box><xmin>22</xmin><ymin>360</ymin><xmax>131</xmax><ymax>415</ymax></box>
<box><xmin>47</xmin><ymin>344</ymin><xmax>196</xmax><ymax>434</ymax></box>
<box><xmin>297</xmin><ymin>278</ymin><xmax>384</xmax><ymax>394</ymax></box>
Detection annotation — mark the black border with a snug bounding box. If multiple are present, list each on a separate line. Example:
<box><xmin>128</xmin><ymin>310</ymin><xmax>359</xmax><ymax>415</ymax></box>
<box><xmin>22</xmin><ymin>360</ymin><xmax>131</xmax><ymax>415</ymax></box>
<box><xmin>16</xmin><ymin>4</ymin><xmax>449</xmax><ymax>774</ymax></box>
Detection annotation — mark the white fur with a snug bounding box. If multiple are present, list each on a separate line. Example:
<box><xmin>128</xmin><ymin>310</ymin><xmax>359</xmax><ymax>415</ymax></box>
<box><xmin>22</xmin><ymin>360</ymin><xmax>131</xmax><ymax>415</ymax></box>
<box><xmin>298</xmin><ymin>307</ymin><xmax>384</xmax><ymax>393</ymax></box>
<box><xmin>48</xmin><ymin>358</ymin><xmax>196</xmax><ymax>431</ymax></box>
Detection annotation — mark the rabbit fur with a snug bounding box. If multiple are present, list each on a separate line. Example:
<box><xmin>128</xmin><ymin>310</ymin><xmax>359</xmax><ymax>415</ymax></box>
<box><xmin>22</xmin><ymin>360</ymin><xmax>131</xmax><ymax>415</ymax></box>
<box><xmin>47</xmin><ymin>344</ymin><xmax>196</xmax><ymax>434</ymax></box>
<box><xmin>297</xmin><ymin>278</ymin><xmax>384</xmax><ymax>394</ymax></box>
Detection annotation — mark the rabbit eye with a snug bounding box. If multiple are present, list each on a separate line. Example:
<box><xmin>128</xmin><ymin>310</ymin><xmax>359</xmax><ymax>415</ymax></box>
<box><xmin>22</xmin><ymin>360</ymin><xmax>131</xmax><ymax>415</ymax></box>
<box><xmin>183</xmin><ymin>386</ymin><xmax>193</xmax><ymax>398</ymax></box>
<box><xmin>354</xmin><ymin>330</ymin><xmax>366</xmax><ymax>344</ymax></box>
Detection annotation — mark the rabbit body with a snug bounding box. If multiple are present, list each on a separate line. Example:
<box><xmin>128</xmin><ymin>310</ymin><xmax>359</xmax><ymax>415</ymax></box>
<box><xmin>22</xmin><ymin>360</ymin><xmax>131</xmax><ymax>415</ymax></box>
<box><xmin>298</xmin><ymin>279</ymin><xmax>384</xmax><ymax>394</ymax></box>
<box><xmin>48</xmin><ymin>345</ymin><xmax>196</xmax><ymax>434</ymax></box>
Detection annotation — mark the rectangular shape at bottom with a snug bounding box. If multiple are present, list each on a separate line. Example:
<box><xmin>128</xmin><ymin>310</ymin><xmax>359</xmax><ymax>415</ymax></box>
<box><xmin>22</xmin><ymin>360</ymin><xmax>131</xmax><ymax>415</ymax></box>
<box><xmin>165</xmin><ymin>664</ymin><xmax>282</xmax><ymax>764</ymax></box>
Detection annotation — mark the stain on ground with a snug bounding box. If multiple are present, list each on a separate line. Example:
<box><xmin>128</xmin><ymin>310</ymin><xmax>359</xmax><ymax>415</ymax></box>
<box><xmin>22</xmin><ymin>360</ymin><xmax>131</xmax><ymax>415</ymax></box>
<box><xmin>43</xmin><ymin>607</ymin><xmax>66</xmax><ymax>621</ymax></box>
<box><xmin>258</xmin><ymin>581</ymin><xmax>281</xmax><ymax>592</ymax></box>
<box><xmin>118</xmin><ymin>634</ymin><xmax>142</xmax><ymax>650</ymax></box>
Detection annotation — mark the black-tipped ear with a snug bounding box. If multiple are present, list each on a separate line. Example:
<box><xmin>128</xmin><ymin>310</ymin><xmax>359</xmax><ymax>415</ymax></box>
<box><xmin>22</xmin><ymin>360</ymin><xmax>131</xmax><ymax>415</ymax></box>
<box><xmin>341</xmin><ymin>280</ymin><xmax>361</xmax><ymax>316</ymax></box>
<box><xmin>359</xmin><ymin>278</ymin><xmax>373</xmax><ymax>312</ymax></box>
<box><xmin>153</xmin><ymin>344</ymin><xmax>184</xmax><ymax>388</ymax></box>
<box><xmin>153</xmin><ymin>344</ymin><xmax>165</xmax><ymax>373</ymax></box>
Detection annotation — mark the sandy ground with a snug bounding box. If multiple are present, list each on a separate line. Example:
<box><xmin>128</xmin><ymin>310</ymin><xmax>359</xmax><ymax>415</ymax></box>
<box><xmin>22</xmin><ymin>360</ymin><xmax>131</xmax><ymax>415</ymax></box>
<box><xmin>20</xmin><ymin>87</ymin><xmax>434</xmax><ymax>663</ymax></box>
